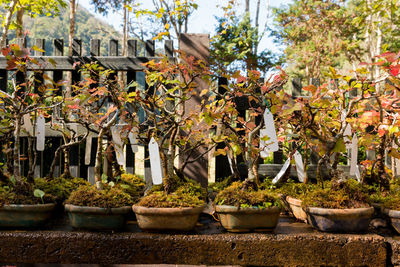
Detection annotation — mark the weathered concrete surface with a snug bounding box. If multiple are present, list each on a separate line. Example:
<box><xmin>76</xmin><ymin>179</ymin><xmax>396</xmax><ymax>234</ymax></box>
<box><xmin>386</xmin><ymin>236</ymin><xmax>400</xmax><ymax>266</ymax></box>
<box><xmin>0</xmin><ymin>216</ymin><xmax>388</xmax><ymax>267</ymax></box>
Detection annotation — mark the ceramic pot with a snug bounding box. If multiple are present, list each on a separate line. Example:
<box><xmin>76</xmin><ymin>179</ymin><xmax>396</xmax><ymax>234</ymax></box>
<box><xmin>215</xmin><ymin>205</ymin><xmax>281</xmax><ymax>232</ymax></box>
<box><xmin>286</xmin><ymin>196</ymin><xmax>307</xmax><ymax>223</ymax></box>
<box><xmin>132</xmin><ymin>205</ymin><xmax>205</xmax><ymax>231</ymax></box>
<box><xmin>65</xmin><ymin>204</ymin><xmax>131</xmax><ymax>230</ymax></box>
<box><xmin>383</xmin><ymin>208</ymin><xmax>400</xmax><ymax>234</ymax></box>
<box><xmin>306</xmin><ymin>206</ymin><xmax>374</xmax><ymax>232</ymax></box>
<box><xmin>0</xmin><ymin>203</ymin><xmax>56</xmax><ymax>228</ymax></box>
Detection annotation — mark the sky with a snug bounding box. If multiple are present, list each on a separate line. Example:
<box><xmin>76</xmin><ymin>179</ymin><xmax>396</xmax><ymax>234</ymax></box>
<box><xmin>77</xmin><ymin>0</ymin><xmax>292</xmax><ymax>53</ymax></box>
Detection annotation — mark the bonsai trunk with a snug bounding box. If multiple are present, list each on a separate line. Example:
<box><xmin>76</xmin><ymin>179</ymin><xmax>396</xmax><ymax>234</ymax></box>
<box><xmin>62</xmin><ymin>146</ymin><xmax>72</xmax><ymax>178</ymax></box>
<box><xmin>162</xmin><ymin>128</ymin><xmax>179</xmax><ymax>194</ymax></box>
<box><xmin>48</xmin><ymin>146</ymin><xmax>62</xmax><ymax>178</ymax></box>
<box><xmin>26</xmin><ymin>136</ymin><xmax>36</xmax><ymax>183</ymax></box>
<box><xmin>94</xmin><ymin>128</ymin><xmax>105</xmax><ymax>190</ymax></box>
<box><xmin>13</xmin><ymin>115</ymin><xmax>22</xmax><ymax>182</ymax></box>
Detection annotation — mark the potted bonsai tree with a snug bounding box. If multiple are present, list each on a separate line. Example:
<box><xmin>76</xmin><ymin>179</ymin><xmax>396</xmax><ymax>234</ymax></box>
<box><xmin>209</xmin><ymin>69</ymin><xmax>287</xmax><ymax>232</ymax></box>
<box><xmin>275</xmin><ymin>67</ymin><xmax>380</xmax><ymax>232</ymax></box>
<box><xmin>131</xmin><ymin>54</ymin><xmax>211</xmax><ymax>231</ymax></box>
<box><xmin>0</xmin><ymin>44</ymin><xmax>62</xmax><ymax>228</ymax></box>
<box><xmin>63</xmin><ymin>63</ymin><xmax>145</xmax><ymax>230</ymax></box>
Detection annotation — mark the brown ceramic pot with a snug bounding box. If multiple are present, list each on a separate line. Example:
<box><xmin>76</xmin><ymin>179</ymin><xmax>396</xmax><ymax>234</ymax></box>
<box><xmin>383</xmin><ymin>208</ymin><xmax>400</xmax><ymax>234</ymax></box>
<box><xmin>132</xmin><ymin>205</ymin><xmax>205</xmax><ymax>231</ymax></box>
<box><xmin>215</xmin><ymin>205</ymin><xmax>281</xmax><ymax>232</ymax></box>
<box><xmin>286</xmin><ymin>196</ymin><xmax>307</xmax><ymax>223</ymax></box>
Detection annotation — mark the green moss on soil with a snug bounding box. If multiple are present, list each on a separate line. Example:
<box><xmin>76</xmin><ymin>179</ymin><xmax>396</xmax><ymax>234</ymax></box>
<box><xmin>34</xmin><ymin>177</ymin><xmax>90</xmax><ymax>204</ymax></box>
<box><xmin>119</xmin><ymin>173</ymin><xmax>145</xmax><ymax>203</ymax></box>
<box><xmin>215</xmin><ymin>181</ymin><xmax>282</xmax><ymax>209</ymax></box>
<box><xmin>302</xmin><ymin>179</ymin><xmax>371</xmax><ymax>209</ymax></box>
<box><xmin>137</xmin><ymin>178</ymin><xmax>206</xmax><ymax>208</ymax></box>
<box><xmin>273</xmin><ymin>180</ymin><xmax>317</xmax><ymax>200</ymax></box>
<box><xmin>65</xmin><ymin>184</ymin><xmax>134</xmax><ymax>208</ymax></box>
<box><xmin>0</xmin><ymin>179</ymin><xmax>56</xmax><ymax>206</ymax></box>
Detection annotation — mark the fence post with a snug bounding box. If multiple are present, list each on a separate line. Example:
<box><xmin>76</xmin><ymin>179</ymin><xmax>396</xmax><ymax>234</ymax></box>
<box><xmin>179</xmin><ymin>33</ymin><xmax>210</xmax><ymax>186</ymax></box>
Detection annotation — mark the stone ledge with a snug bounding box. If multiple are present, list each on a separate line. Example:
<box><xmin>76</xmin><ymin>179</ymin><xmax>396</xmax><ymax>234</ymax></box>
<box><xmin>0</xmin><ymin>217</ymin><xmax>389</xmax><ymax>267</ymax></box>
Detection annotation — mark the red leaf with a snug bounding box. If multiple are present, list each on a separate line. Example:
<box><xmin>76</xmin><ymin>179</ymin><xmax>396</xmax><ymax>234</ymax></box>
<box><xmin>1</xmin><ymin>47</ymin><xmax>10</xmax><ymax>56</ymax></box>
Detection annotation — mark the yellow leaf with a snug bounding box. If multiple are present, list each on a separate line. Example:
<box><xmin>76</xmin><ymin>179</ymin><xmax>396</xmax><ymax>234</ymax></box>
<box><xmin>200</xmin><ymin>89</ymin><xmax>208</xmax><ymax>96</ymax></box>
<box><xmin>165</xmin><ymin>23</ymin><xmax>170</xmax><ymax>30</ymax></box>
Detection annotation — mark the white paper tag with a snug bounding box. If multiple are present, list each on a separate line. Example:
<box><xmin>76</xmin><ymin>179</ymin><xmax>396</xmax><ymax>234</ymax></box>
<box><xmin>36</xmin><ymin>115</ymin><xmax>45</xmax><ymax>151</ymax></box>
<box><xmin>128</xmin><ymin>132</ymin><xmax>139</xmax><ymax>153</ymax></box>
<box><xmin>148</xmin><ymin>137</ymin><xmax>163</xmax><ymax>185</ymax></box>
<box><xmin>227</xmin><ymin>155</ymin><xmax>234</xmax><ymax>174</ymax></box>
<box><xmin>260</xmin><ymin>109</ymin><xmax>279</xmax><ymax>158</ymax></box>
<box><xmin>111</xmin><ymin>126</ymin><xmax>125</xmax><ymax>166</ymax></box>
<box><xmin>22</xmin><ymin>114</ymin><xmax>33</xmax><ymax>136</ymax></box>
<box><xmin>350</xmin><ymin>134</ymin><xmax>358</xmax><ymax>178</ymax></box>
<box><xmin>273</xmin><ymin>157</ymin><xmax>291</xmax><ymax>184</ymax></box>
<box><xmin>355</xmin><ymin>165</ymin><xmax>361</xmax><ymax>182</ymax></box>
<box><xmin>394</xmin><ymin>141</ymin><xmax>400</xmax><ymax>176</ymax></box>
<box><xmin>85</xmin><ymin>133</ymin><xmax>93</xmax><ymax>165</ymax></box>
<box><xmin>294</xmin><ymin>150</ymin><xmax>305</xmax><ymax>182</ymax></box>
<box><xmin>344</xmin><ymin>123</ymin><xmax>352</xmax><ymax>149</ymax></box>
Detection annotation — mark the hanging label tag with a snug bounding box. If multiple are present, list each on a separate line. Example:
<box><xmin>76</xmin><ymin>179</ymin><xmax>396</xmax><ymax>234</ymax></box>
<box><xmin>227</xmin><ymin>155</ymin><xmax>234</xmax><ymax>174</ymax></box>
<box><xmin>148</xmin><ymin>137</ymin><xmax>163</xmax><ymax>185</ymax></box>
<box><xmin>260</xmin><ymin>109</ymin><xmax>279</xmax><ymax>158</ymax></box>
<box><xmin>350</xmin><ymin>134</ymin><xmax>358</xmax><ymax>177</ymax></box>
<box><xmin>294</xmin><ymin>150</ymin><xmax>305</xmax><ymax>182</ymax></box>
<box><xmin>344</xmin><ymin>123</ymin><xmax>352</xmax><ymax>149</ymax></box>
<box><xmin>273</xmin><ymin>157</ymin><xmax>291</xmax><ymax>184</ymax></box>
<box><xmin>394</xmin><ymin>141</ymin><xmax>400</xmax><ymax>176</ymax></box>
<box><xmin>22</xmin><ymin>114</ymin><xmax>33</xmax><ymax>136</ymax></box>
<box><xmin>355</xmin><ymin>165</ymin><xmax>361</xmax><ymax>182</ymax></box>
<box><xmin>36</xmin><ymin>115</ymin><xmax>45</xmax><ymax>151</ymax></box>
<box><xmin>128</xmin><ymin>132</ymin><xmax>139</xmax><ymax>153</ymax></box>
<box><xmin>85</xmin><ymin>133</ymin><xmax>93</xmax><ymax>165</ymax></box>
<box><xmin>111</xmin><ymin>126</ymin><xmax>125</xmax><ymax>166</ymax></box>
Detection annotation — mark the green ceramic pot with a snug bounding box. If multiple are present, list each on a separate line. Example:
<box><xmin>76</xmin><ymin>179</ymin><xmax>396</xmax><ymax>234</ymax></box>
<box><xmin>132</xmin><ymin>205</ymin><xmax>205</xmax><ymax>231</ymax></box>
<box><xmin>215</xmin><ymin>205</ymin><xmax>281</xmax><ymax>232</ymax></box>
<box><xmin>65</xmin><ymin>204</ymin><xmax>131</xmax><ymax>230</ymax></box>
<box><xmin>0</xmin><ymin>203</ymin><xmax>56</xmax><ymax>228</ymax></box>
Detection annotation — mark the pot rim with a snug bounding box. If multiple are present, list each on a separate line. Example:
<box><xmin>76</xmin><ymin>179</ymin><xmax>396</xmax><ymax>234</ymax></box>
<box><xmin>132</xmin><ymin>205</ymin><xmax>205</xmax><ymax>215</ymax></box>
<box><xmin>0</xmin><ymin>203</ymin><xmax>56</xmax><ymax>212</ymax></box>
<box><xmin>306</xmin><ymin>206</ymin><xmax>374</xmax><ymax>216</ymax></box>
<box><xmin>215</xmin><ymin>205</ymin><xmax>281</xmax><ymax>214</ymax></box>
<box><xmin>382</xmin><ymin>208</ymin><xmax>400</xmax><ymax>218</ymax></box>
<box><xmin>65</xmin><ymin>204</ymin><xmax>131</xmax><ymax>214</ymax></box>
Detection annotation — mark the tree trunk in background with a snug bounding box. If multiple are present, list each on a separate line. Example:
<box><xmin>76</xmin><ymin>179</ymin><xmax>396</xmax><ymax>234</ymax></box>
<box><xmin>245</xmin><ymin>0</ymin><xmax>249</xmax><ymax>13</ymax></box>
<box><xmin>0</xmin><ymin>0</ymin><xmax>18</xmax><ymax>48</ymax></box>
<box><xmin>15</xmin><ymin>8</ymin><xmax>24</xmax><ymax>38</ymax></box>
<box><xmin>68</xmin><ymin>0</ymin><xmax>76</xmax><ymax>57</ymax></box>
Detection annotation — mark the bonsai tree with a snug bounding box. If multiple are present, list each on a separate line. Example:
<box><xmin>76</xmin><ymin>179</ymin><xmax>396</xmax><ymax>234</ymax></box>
<box><xmin>208</xmin><ymin>68</ymin><xmax>288</xmax><ymax>185</ymax></box>
<box><xmin>130</xmin><ymin>53</ymin><xmax>212</xmax><ymax>197</ymax></box>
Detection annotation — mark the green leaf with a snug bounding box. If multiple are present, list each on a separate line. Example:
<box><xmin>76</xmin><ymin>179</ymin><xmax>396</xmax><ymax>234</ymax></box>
<box><xmin>120</xmin><ymin>184</ymin><xmax>130</xmax><ymax>189</ymax></box>
<box><xmin>101</xmin><ymin>173</ymin><xmax>108</xmax><ymax>183</ymax></box>
<box><xmin>33</xmin><ymin>189</ymin><xmax>45</xmax><ymax>199</ymax></box>
<box><xmin>333</xmin><ymin>138</ymin><xmax>346</xmax><ymax>153</ymax></box>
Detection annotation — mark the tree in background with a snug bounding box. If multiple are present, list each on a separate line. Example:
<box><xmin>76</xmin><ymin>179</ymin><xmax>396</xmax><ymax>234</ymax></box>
<box><xmin>210</xmin><ymin>0</ymin><xmax>276</xmax><ymax>75</ymax></box>
<box><xmin>0</xmin><ymin>0</ymin><xmax>66</xmax><ymax>47</ymax></box>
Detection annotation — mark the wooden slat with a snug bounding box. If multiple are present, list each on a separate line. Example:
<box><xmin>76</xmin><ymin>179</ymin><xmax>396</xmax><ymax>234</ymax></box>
<box><xmin>0</xmin><ymin>56</ymin><xmax>162</xmax><ymax>71</ymax></box>
<box><xmin>90</xmin><ymin>39</ymin><xmax>101</xmax><ymax>56</ymax></box>
<box><xmin>72</xmin><ymin>39</ymin><xmax>82</xmax><ymax>56</ymax></box>
<box><xmin>109</xmin><ymin>39</ymin><xmax>118</xmax><ymax>56</ymax></box>
<box><xmin>165</xmin><ymin>40</ymin><xmax>174</xmax><ymax>58</ymax></box>
<box><xmin>292</xmin><ymin>77</ymin><xmax>302</xmax><ymax>97</ymax></box>
<box><xmin>53</xmin><ymin>39</ymin><xmax>63</xmax><ymax>95</ymax></box>
<box><xmin>34</xmin><ymin>39</ymin><xmax>46</xmax><ymax>56</ymax></box>
<box><xmin>145</xmin><ymin>40</ymin><xmax>155</xmax><ymax>57</ymax></box>
<box><xmin>127</xmin><ymin>39</ymin><xmax>137</xmax><ymax>57</ymax></box>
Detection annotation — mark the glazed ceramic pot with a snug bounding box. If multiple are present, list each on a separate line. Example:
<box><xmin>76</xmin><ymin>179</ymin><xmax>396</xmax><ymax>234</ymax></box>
<box><xmin>65</xmin><ymin>204</ymin><xmax>131</xmax><ymax>230</ymax></box>
<box><xmin>132</xmin><ymin>205</ymin><xmax>205</xmax><ymax>231</ymax></box>
<box><xmin>215</xmin><ymin>205</ymin><xmax>281</xmax><ymax>232</ymax></box>
<box><xmin>0</xmin><ymin>203</ymin><xmax>56</xmax><ymax>228</ymax></box>
<box><xmin>383</xmin><ymin>208</ymin><xmax>400</xmax><ymax>234</ymax></box>
<box><xmin>286</xmin><ymin>196</ymin><xmax>307</xmax><ymax>223</ymax></box>
<box><xmin>306</xmin><ymin>206</ymin><xmax>374</xmax><ymax>232</ymax></box>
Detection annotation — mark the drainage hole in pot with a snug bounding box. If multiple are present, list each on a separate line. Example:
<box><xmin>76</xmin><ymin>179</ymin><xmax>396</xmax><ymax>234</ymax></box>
<box><xmin>231</xmin><ymin>242</ymin><xmax>236</xmax><ymax>250</ymax></box>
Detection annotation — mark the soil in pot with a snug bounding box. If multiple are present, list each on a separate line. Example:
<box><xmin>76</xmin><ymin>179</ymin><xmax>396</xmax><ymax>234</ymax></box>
<box><xmin>65</xmin><ymin>182</ymin><xmax>141</xmax><ymax>230</ymax></box>
<box><xmin>133</xmin><ymin>181</ymin><xmax>206</xmax><ymax>231</ymax></box>
<box><xmin>302</xmin><ymin>179</ymin><xmax>373</xmax><ymax>232</ymax></box>
<box><xmin>214</xmin><ymin>181</ymin><xmax>282</xmax><ymax>232</ymax></box>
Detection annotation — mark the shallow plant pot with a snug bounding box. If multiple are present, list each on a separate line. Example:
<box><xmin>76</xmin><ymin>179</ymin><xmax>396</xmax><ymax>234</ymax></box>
<box><xmin>65</xmin><ymin>204</ymin><xmax>131</xmax><ymax>230</ymax></box>
<box><xmin>286</xmin><ymin>196</ymin><xmax>307</xmax><ymax>223</ymax></box>
<box><xmin>306</xmin><ymin>206</ymin><xmax>374</xmax><ymax>232</ymax></box>
<box><xmin>215</xmin><ymin>205</ymin><xmax>281</xmax><ymax>232</ymax></box>
<box><xmin>132</xmin><ymin>205</ymin><xmax>204</xmax><ymax>231</ymax></box>
<box><xmin>0</xmin><ymin>203</ymin><xmax>56</xmax><ymax>228</ymax></box>
<box><xmin>383</xmin><ymin>208</ymin><xmax>400</xmax><ymax>234</ymax></box>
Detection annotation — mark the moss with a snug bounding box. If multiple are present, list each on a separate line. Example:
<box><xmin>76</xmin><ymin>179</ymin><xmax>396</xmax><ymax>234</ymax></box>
<box><xmin>215</xmin><ymin>181</ymin><xmax>282</xmax><ymax>209</ymax></box>
<box><xmin>137</xmin><ymin>179</ymin><xmax>206</xmax><ymax>208</ymax></box>
<box><xmin>0</xmin><ymin>180</ymin><xmax>56</xmax><ymax>206</ymax></box>
<box><xmin>302</xmin><ymin>179</ymin><xmax>371</xmax><ymax>209</ymax></box>
<box><xmin>34</xmin><ymin>177</ymin><xmax>90</xmax><ymax>204</ymax></box>
<box><xmin>272</xmin><ymin>180</ymin><xmax>316</xmax><ymax>200</ymax></box>
<box><xmin>118</xmin><ymin>173</ymin><xmax>145</xmax><ymax>203</ymax></box>
<box><xmin>65</xmin><ymin>184</ymin><xmax>134</xmax><ymax>208</ymax></box>
<box><xmin>372</xmin><ymin>180</ymin><xmax>400</xmax><ymax>210</ymax></box>
<box><xmin>208</xmin><ymin>176</ymin><xmax>233</xmax><ymax>193</ymax></box>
